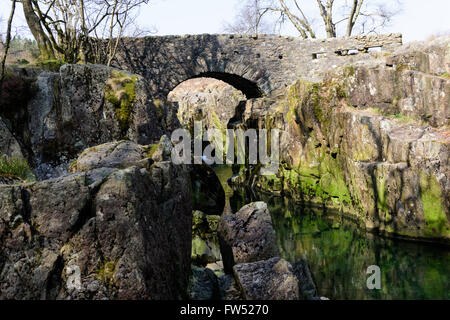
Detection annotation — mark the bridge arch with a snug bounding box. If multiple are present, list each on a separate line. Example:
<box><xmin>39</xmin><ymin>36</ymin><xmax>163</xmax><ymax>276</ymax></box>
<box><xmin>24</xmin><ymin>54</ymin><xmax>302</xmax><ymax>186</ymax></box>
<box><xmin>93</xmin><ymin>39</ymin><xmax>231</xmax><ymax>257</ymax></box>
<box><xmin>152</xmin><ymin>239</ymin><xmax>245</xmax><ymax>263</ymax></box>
<box><xmin>113</xmin><ymin>33</ymin><xmax>402</xmax><ymax>99</ymax></box>
<box><xmin>181</xmin><ymin>72</ymin><xmax>262</xmax><ymax>99</ymax></box>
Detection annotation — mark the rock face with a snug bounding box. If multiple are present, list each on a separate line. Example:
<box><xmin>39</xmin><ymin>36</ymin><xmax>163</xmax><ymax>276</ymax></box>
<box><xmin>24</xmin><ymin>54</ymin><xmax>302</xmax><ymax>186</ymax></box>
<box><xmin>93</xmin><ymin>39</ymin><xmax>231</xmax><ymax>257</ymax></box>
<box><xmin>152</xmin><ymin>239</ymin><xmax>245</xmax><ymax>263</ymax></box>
<box><xmin>0</xmin><ymin>118</ymin><xmax>23</xmax><ymax>159</ymax></box>
<box><xmin>233</xmin><ymin>257</ymin><xmax>300</xmax><ymax>300</ymax></box>
<box><xmin>232</xmin><ymin>36</ymin><xmax>450</xmax><ymax>244</ymax></box>
<box><xmin>0</xmin><ymin>141</ymin><xmax>192</xmax><ymax>299</ymax></box>
<box><xmin>169</xmin><ymin>78</ymin><xmax>246</xmax><ymax>133</ymax></box>
<box><xmin>0</xmin><ymin>64</ymin><xmax>177</xmax><ymax>180</ymax></box>
<box><xmin>69</xmin><ymin>140</ymin><xmax>147</xmax><ymax>172</ymax></box>
<box><xmin>218</xmin><ymin>202</ymin><xmax>280</xmax><ymax>273</ymax></box>
<box><xmin>191</xmin><ymin>211</ymin><xmax>221</xmax><ymax>266</ymax></box>
<box><xmin>218</xmin><ymin>274</ymin><xmax>242</xmax><ymax>300</ymax></box>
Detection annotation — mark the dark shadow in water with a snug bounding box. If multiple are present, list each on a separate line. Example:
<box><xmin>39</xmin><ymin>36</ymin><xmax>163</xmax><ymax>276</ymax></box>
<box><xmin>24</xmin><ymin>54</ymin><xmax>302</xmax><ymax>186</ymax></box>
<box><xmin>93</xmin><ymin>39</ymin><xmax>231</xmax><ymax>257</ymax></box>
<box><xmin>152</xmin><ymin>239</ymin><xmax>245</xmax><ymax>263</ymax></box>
<box><xmin>229</xmin><ymin>185</ymin><xmax>450</xmax><ymax>300</ymax></box>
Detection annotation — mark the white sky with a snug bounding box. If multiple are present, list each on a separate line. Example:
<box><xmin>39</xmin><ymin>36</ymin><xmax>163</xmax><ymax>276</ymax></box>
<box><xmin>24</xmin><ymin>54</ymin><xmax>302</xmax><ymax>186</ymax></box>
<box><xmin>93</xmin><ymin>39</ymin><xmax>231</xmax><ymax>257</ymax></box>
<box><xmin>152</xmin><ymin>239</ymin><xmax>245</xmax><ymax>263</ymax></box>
<box><xmin>0</xmin><ymin>0</ymin><xmax>449</xmax><ymax>43</ymax></box>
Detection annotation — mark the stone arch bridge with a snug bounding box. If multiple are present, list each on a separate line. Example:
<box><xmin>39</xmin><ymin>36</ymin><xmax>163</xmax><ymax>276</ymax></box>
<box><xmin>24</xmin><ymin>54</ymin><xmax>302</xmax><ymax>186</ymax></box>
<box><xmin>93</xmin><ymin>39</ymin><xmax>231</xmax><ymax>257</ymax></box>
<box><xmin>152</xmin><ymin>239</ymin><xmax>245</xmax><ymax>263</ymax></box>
<box><xmin>113</xmin><ymin>33</ymin><xmax>402</xmax><ymax>98</ymax></box>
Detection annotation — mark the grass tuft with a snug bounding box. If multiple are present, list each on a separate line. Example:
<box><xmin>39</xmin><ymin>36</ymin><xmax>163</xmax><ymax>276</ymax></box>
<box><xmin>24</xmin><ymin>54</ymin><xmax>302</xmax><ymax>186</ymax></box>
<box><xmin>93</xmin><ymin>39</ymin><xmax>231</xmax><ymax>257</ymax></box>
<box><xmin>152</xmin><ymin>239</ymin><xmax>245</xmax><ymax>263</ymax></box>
<box><xmin>0</xmin><ymin>156</ymin><xmax>35</xmax><ymax>182</ymax></box>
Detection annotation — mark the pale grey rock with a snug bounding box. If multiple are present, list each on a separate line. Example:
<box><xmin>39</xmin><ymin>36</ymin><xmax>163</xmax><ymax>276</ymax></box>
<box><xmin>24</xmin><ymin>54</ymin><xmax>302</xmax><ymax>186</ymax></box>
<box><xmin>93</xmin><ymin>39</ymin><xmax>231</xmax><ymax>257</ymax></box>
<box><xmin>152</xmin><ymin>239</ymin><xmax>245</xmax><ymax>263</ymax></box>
<box><xmin>233</xmin><ymin>257</ymin><xmax>300</xmax><ymax>300</ymax></box>
<box><xmin>218</xmin><ymin>202</ymin><xmax>279</xmax><ymax>273</ymax></box>
<box><xmin>0</xmin><ymin>118</ymin><xmax>23</xmax><ymax>159</ymax></box>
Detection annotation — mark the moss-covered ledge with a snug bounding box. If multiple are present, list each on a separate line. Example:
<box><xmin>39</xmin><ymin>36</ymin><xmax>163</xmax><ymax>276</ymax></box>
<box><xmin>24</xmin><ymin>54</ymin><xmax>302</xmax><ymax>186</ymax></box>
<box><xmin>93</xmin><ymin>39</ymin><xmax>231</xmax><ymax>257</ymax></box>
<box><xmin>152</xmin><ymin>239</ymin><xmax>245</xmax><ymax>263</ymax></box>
<box><xmin>232</xmin><ymin>63</ymin><xmax>450</xmax><ymax>244</ymax></box>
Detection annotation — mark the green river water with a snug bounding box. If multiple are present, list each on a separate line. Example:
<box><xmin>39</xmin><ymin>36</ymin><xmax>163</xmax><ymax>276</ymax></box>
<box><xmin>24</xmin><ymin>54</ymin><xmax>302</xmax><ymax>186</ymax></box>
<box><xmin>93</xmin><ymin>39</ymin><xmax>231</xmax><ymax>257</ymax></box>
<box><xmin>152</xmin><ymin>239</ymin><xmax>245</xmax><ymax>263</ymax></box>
<box><xmin>214</xmin><ymin>165</ymin><xmax>450</xmax><ymax>300</ymax></box>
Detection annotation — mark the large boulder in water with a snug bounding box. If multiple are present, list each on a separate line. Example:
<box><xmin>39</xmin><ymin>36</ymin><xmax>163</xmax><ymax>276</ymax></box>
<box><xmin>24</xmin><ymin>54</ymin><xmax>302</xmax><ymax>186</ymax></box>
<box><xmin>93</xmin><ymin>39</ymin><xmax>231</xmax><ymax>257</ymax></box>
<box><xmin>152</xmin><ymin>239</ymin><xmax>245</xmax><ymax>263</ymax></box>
<box><xmin>218</xmin><ymin>202</ymin><xmax>280</xmax><ymax>273</ymax></box>
<box><xmin>233</xmin><ymin>257</ymin><xmax>300</xmax><ymax>300</ymax></box>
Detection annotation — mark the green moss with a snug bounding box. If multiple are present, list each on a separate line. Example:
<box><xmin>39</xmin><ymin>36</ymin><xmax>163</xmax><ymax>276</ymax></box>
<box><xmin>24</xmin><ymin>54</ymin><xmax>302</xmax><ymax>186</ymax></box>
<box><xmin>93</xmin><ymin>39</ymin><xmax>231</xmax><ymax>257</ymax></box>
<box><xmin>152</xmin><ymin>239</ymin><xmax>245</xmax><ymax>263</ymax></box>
<box><xmin>210</xmin><ymin>109</ymin><xmax>225</xmax><ymax>133</ymax></box>
<box><xmin>0</xmin><ymin>156</ymin><xmax>35</xmax><ymax>182</ymax></box>
<box><xmin>153</xmin><ymin>98</ymin><xmax>164</xmax><ymax>119</ymax></box>
<box><xmin>286</xmin><ymin>105</ymin><xmax>296</xmax><ymax>123</ymax></box>
<box><xmin>144</xmin><ymin>144</ymin><xmax>159</xmax><ymax>159</ymax></box>
<box><xmin>385</xmin><ymin>212</ymin><xmax>392</xmax><ymax>223</ymax></box>
<box><xmin>316</xmin><ymin>153</ymin><xmax>352</xmax><ymax>207</ymax></box>
<box><xmin>442</xmin><ymin>72</ymin><xmax>450</xmax><ymax>79</ymax></box>
<box><xmin>191</xmin><ymin>236</ymin><xmax>208</xmax><ymax>257</ymax></box>
<box><xmin>96</xmin><ymin>260</ymin><xmax>118</xmax><ymax>286</ymax></box>
<box><xmin>376</xmin><ymin>176</ymin><xmax>388</xmax><ymax>214</ymax></box>
<box><xmin>210</xmin><ymin>110</ymin><xmax>227</xmax><ymax>156</ymax></box>
<box><xmin>105</xmin><ymin>70</ymin><xmax>138</xmax><ymax>132</ymax></box>
<box><xmin>343</xmin><ymin>65</ymin><xmax>355</xmax><ymax>77</ymax></box>
<box><xmin>68</xmin><ymin>160</ymin><xmax>78</xmax><ymax>172</ymax></box>
<box><xmin>269</xmin><ymin>144</ymin><xmax>352</xmax><ymax>212</ymax></box>
<box><xmin>395</xmin><ymin>64</ymin><xmax>410</xmax><ymax>73</ymax></box>
<box><xmin>419</xmin><ymin>172</ymin><xmax>449</xmax><ymax>237</ymax></box>
<box><xmin>35</xmin><ymin>59</ymin><xmax>65</xmax><ymax>72</ymax></box>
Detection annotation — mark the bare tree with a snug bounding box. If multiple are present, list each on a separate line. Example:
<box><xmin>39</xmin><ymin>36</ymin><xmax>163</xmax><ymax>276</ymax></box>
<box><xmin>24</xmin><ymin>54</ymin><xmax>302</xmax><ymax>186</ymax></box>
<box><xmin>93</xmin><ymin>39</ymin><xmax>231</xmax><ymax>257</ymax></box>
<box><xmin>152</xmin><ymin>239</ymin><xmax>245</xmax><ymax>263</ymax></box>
<box><xmin>224</xmin><ymin>0</ymin><xmax>272</xmax><ymax>34</ymax></box>
<box><xmin>20</xmin><ymin>0</ymin><xmax>151</xmax><ymax>64</ymax></box>
<box><xmin>0</xmin><ymin>0</ymin><xmax>17</xmax><ymax>95</ymax></box>
<box><xmin>227</xmin><ymin>0</ymin><xmax>401</xmax><ymax>38</ymax></box>
<box><xmin>0</xmin><ymin>16</ymin><xmax>4</xmax><ymax>44</ymax></box>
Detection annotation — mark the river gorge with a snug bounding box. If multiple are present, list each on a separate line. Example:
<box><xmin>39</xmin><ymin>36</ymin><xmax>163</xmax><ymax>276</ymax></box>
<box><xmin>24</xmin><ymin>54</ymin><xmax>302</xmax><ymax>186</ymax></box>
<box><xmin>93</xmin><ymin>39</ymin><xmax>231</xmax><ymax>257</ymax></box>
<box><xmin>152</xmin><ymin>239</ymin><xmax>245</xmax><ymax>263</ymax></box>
<box><xmin>0</xmin><ymin>33</ymin><xmax>448</xmax><ymax>300</ymax></box>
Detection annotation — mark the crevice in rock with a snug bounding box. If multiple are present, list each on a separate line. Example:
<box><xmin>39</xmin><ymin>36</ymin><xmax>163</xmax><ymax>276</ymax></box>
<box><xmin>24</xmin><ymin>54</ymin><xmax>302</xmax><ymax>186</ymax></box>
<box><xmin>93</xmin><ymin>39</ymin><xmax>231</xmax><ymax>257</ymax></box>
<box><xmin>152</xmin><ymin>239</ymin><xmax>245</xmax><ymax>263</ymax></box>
<box><xmin>227</xmin><ymin>101</ymin><xmax>247</xmax><ymax>129</ymax></box>
<box><xmin>20</xmin><ymin>188</ymin><xmax>32</xmax><ymax>224</ymax></box>
<box><xmin>44</xmin><ymin>254</ymin><xmax>64</xmax><ymax>300</ymax></box>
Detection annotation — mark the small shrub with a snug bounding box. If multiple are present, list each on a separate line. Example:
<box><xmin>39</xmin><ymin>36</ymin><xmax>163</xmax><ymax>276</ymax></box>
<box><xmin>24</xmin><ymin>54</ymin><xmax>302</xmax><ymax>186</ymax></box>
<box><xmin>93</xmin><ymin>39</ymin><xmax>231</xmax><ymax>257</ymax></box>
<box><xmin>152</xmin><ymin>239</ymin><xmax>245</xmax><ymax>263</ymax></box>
<box><xmin>0</xmin><ymin>156</ymin><xmax>35</xmax><ymax>182</ymax></box>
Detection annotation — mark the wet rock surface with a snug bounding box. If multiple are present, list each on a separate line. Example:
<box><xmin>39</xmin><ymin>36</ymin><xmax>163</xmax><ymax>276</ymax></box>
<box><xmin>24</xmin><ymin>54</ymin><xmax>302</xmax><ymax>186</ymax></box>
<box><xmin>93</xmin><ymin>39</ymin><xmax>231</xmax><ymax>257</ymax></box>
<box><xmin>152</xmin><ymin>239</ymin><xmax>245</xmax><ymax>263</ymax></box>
<box><xmin>0</xmin><ymin>118</ymin><xmax>23</xmax><ymax>159</ymax></box>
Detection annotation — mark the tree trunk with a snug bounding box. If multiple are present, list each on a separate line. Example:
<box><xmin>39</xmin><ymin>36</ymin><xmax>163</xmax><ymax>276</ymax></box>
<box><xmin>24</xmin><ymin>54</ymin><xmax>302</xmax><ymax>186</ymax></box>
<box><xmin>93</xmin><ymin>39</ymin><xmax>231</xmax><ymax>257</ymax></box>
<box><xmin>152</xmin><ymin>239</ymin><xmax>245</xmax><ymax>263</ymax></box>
<box><xmin>22</xmin><ymin>0</ymin><xmax>56</xmax><ymax>60</ymax></box>
<box><xmin>317</xmin><ymin>0</ymin><xmax>336</xmax><ymax>38</ymax></box>
<box><xmin>279</xmin><ymin>0</ymin><xmax>308</xmax><ymax>38</ymax></box>
<box><xmin>0</xmin><ymin>0</ymin><xmax>17</xmax><ymax>96</ymax></box>
<box><xmin>346</xmin><ymin>0</ymin><xmax>364</xmax><ymax>36</ymax></box>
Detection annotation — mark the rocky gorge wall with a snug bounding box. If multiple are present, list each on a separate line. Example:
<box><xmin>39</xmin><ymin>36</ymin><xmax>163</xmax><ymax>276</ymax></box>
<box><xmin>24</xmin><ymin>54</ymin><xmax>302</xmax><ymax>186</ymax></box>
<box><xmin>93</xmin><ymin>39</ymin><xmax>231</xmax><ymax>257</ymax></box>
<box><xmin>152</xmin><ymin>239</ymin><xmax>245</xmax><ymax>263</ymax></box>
<box><xmin>229</xmin><ymin>36</ymin><xmax>449</xmax><ymax>244</ymax></box>
<box><xmin>0</xmin><ymin>64</ymin><xmax>180</xmax><ymax>179</ymax></box>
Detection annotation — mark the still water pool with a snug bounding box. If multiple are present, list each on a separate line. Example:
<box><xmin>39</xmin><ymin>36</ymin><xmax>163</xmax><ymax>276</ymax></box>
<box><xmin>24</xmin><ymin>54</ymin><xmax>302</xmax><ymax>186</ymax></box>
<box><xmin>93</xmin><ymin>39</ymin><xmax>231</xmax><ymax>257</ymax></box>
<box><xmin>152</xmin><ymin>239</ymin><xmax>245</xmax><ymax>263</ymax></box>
<box><xmin>215</xmin><ymin>166</ymin><xmax>450</xmax><ymax>300</ymax></box>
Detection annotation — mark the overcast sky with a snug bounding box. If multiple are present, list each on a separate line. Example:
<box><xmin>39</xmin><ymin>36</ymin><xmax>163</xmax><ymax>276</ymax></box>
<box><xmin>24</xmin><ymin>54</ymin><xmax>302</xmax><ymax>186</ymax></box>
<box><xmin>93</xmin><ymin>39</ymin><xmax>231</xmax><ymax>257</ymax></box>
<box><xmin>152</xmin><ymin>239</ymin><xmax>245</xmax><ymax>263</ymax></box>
<box><xmin>1</xmin><ymin>0</ymin><xmax>449</xmax><ymax>43</ymax></box>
